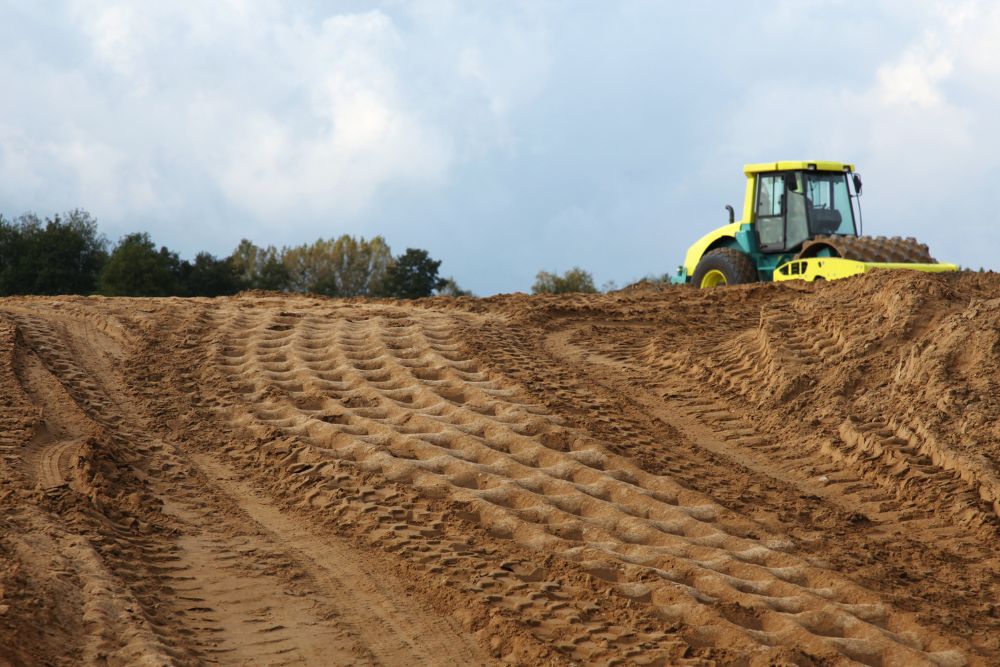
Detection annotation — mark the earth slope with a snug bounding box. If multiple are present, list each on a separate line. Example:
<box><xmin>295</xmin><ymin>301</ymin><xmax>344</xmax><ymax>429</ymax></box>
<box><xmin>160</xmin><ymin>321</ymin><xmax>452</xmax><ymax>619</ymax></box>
<box><xmin>0</xmin><ymin>270</ymin><xmax>997</xmax><ymax>666</ymax></box>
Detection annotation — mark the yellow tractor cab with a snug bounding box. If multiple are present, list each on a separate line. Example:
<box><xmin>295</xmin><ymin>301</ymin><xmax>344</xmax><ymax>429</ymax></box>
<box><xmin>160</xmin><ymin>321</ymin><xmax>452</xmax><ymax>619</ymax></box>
<box><xmin>672</xmin><ymin>161</ymin><xmax>957</xmax><ymax>286</ymax></box>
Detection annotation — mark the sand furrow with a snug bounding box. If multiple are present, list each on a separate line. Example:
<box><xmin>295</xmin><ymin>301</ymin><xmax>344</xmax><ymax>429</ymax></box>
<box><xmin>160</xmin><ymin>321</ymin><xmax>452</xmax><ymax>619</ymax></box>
<box><xmin>200</xmin><ymin>304</ymin><xmax>969</xmax><ymax>665</ymax></box>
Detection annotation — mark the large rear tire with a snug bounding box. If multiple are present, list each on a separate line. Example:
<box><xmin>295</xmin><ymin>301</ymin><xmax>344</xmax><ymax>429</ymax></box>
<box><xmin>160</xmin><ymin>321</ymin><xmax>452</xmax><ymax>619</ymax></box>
<box><xmin>691</xmin><ymin>248</ymin><xmax>758</xmax><ymax>288</ymax></box>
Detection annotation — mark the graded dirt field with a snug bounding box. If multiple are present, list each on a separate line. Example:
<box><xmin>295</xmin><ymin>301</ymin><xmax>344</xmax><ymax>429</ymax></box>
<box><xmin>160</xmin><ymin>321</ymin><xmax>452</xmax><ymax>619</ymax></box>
<box><xmin>0</xmin><ymin>270</ymin><xmax>998</xmax><ymax>666</ymax></box>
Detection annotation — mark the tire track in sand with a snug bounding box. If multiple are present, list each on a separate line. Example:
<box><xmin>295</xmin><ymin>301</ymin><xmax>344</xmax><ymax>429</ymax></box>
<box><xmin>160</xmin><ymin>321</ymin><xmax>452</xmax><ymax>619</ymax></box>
<box><xmin>7</xmin><ymin>315</ymin><xmax>181</xmax><ymax>666</ymax></box>
<box><xmin>560</xmin><ymin>312</ymin><xmax>999</xmax><ymax>540</ymax></box>
<box><xmin>6</xmin><ymin>305</ymin><xmax>478</xmax><ymax>666</ymax></box>
<box><xmin>532</xmin><ymin>316</ymin><xmax>998</xmax><ymax>661</ymax></box>
<box><xmin>190</xmin><ymin>451</ymin><xmax>490</xmax><ymax>667</ymax></box>
<box><xmin>643</xmin><ymin>308</ymin><xmax>1000</xmax><ymax>530</ymax></box>
<box><xmin>15</xmin><ymin>347</ymin><xmax>85</xmax><ymax>491</ymax></box>
<box><xmin>208</xmin><ymin>305</ymin><xmax>699</xmax><ymax>665</ymax></box>
<box><xmin>152</xmin><ymin>303</ymin><xmax>496</xmax><ymax>666</ymax></box>
<box><xmin>204</xmin><ymin>303</ymin><xmax>973</xmax><ymax>666</ymax></box>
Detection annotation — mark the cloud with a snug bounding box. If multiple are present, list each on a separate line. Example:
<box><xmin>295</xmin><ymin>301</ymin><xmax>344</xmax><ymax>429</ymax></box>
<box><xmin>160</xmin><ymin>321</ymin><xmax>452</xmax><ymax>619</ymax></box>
<box><xmin>67</xmin><ymin>3</ymin><xmax>455</xmax><ymax>224</ymax></box>
<box><xmin>76</xmin><ymin>3</ymin><xmax>148</xmax><ymax>86</ymax></box>
<box><xmin>1</xmin><ymin>2</ymin><xmax>552</xmax><ymax>243</ymax></box>
<box><xmin>876</xmin><ymin>45</ymin><xmax>952</xmax><ymax>107</ymax></box>
<box><xmin>711</xmin><ymin>1</ymin><xmax>1000</xmax><ymax>268</ymax></box>
<box><xmin>208</xmin><ymin>10</ymin><xmax>454</xmax><ymax>221</ymax></box>
<box><xmin>1</xmin><ymin>2</ymin><xmax>997</xmax><ymax>292</ymax></box>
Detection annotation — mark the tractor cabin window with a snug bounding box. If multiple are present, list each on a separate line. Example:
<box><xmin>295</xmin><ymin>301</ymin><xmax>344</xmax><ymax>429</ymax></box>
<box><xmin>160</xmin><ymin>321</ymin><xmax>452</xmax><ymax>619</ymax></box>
<box><xmin>755</xmin><ymin>175</ymin><xmax>785</xmax><ymax>252</ymax></box>
<box><xmin>785</xmin><ymin>173</ymin><xmax>809</xmax><ymax>249</ymax></box>
<box><xmin>805</xmin><ymin>173</ymin><xmax>856</xmax><ymax>237</ymax></box>
<box><xmin>756</xmin><ymin>171</ymin><xmax>858</xmax><ymax>254</ymax></box>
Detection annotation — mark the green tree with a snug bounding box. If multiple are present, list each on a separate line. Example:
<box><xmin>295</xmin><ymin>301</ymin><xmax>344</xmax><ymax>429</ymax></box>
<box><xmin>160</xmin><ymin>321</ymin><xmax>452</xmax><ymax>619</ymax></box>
<box><xmin>532</xmin><ymin>267</ymin><xmax>597</xmax><ymax>294</ymax></box>
<box><xmin>229</xmin><ymin>240</ymin><xmax>290</xmax><ymax>291</ymax></box>
<box><xmin>180</xmin><ymin>252</ymin><xmax>244</xmax><ymax>297</ymax></box>
<box><xmin>326</xmin><ymin>234</ymin><xmax>393</xmax><ymax>297</ymax></box>
<box><xmin>378</xmin><ymin>248</ymin><xmax>446</xmax><ymax>299</ymax></box>
<box><xmin>0</xmin><ymin>214</ymin><xmax>31</xmax><ymax>295</ymax></box>
<box><xmin>281</xmin><ymin>235</ymin><xmax>393</xmax><ymax>296</ymax></box>
<box><xmin>258</xmin><ymin>254</ymin><xmax>292</xmax><ymax>291</ymax></box>
<box><xmin>229</xmin><ymin>239</ymin><xmax>263</xmax><ymax>286</ymax></box>
<box><xmin>436</xmin><ymin>277</ymin><xmax>472</xmax><ymax>297</ymax></box>
<box><xmin>231</xmin><ymin>235</ymin><xmax>393</xmax><ymax>296</ymax></box>
<box><xmin>0</xmin><ymin>210</ymin><xmax>108</xmax><ymax>296</ymax></box>
<box><xmin>281</xmin><ymin>240</ymin><xmax>339</xmax><ymax>295</ymax></box>
<box><xmin>98</xmin><ymin>233</ymin><xmax>181</xmax><ymax>296</ymax></box>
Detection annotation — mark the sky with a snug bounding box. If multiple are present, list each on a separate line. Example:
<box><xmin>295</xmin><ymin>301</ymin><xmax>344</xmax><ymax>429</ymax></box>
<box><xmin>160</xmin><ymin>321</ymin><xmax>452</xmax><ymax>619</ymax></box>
<box><xmin>1</xmin><ymin>0</ymin><xmax>999</xmax><ymax>294</ymax></box>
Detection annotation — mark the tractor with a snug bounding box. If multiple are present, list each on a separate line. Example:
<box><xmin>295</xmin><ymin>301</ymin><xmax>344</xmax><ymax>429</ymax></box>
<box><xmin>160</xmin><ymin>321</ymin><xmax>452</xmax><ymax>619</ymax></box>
<box><xmin>671</xmin><ymin>161</ymin><xmax>957</xmax><ymax>287</ymax></box>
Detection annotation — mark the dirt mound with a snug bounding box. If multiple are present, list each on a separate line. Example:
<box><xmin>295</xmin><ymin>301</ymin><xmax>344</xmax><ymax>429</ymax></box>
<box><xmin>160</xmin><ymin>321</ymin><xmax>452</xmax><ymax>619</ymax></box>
<box><xmin>1</xmin><ymin>271</ymin><xmax>998</xmax><ymax>666</ymax></box>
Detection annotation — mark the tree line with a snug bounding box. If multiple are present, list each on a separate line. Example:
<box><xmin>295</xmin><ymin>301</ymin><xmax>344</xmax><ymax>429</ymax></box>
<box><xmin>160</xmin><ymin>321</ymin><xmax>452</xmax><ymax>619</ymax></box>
<box><xmin>0</xmin><ymin>208</ymin><xmax>639</xmax><ymax>299</ymax></box>
<box><xmin>531</xmin><ymin>267</ymin><xmax>598</xmax><ymax>294</ymax></box>
<box><xmin>0</xmin><ymin>210</ymin><xmax>467</xmax><ymax>299</ymax></box>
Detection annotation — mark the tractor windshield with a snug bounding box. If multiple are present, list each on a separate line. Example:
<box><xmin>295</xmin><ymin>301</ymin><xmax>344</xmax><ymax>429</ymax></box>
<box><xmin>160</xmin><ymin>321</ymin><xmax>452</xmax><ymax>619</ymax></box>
<box><xmin>803</xmin><ymin>172</ymin><xmax>856</xmax><ymax>237</ymax></box>
<box><xmin>755</xmin><ymin>171</ymin><xmax>857</xmax><ymax>253</ymax></box>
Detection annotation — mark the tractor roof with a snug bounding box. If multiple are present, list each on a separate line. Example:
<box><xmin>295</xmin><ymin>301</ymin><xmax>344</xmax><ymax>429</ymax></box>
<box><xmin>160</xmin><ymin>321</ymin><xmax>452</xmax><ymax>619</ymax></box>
<box><xmin>744</xmin><ymin>160</ymin><xmax>855</xmax><ymax>174</ymax></box>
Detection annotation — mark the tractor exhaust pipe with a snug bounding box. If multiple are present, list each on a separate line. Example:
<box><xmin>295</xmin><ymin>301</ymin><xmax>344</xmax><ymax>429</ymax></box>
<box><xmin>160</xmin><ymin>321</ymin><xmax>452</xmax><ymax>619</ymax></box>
<box><xmin>725</xmin><ymin>205</ymin><xmax>735</xmax><ymax>224</ymax></box>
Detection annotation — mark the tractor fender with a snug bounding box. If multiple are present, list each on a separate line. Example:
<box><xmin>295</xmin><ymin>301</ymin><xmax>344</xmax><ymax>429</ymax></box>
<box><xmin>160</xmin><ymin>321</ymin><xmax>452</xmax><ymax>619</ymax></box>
<box><xmin>683</xmin><ymin>222</ymin><xmax>743</xmax><ymax>276</ymax></box>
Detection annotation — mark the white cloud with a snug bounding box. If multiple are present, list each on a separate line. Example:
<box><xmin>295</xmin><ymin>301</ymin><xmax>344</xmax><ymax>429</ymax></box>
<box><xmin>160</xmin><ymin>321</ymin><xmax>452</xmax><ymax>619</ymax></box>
<box><xmin>53</xmin><ymin>136</ymin><xmax>159</xmax><ymax>214</ymax></box>
<box><xmin>79</xmin><ymin>4</ymin><xmax>147</xmax><ymax>86</ymax></box>
<box><xmin>0</xmin><ymin>124</ymin><xmax>44</xmax><ymax>198</ymax></box>
<box><xmin>876</xmin><ymin>45</ymin><xmax>952</xmax><ymax>107</ymax></box>
<box><xmin>1</xmin><ymin>2</ymin><xmax>550</xmax><ymax>242</ymax></box>
<box><xmin>1</xmin><ymin>1</ymin><xmax>997</xmax><ymax>291</ymax></box>
<box><xmin>205</xmin><ymin>9</ymin><xmax>453</xmax><ymax>220</ymax></box>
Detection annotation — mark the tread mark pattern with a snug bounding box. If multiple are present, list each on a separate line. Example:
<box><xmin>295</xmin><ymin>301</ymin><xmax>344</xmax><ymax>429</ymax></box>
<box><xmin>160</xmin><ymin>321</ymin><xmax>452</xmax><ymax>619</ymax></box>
<box><xmin>205</xmin><ymin>305</ymin><xmax>970</xmax><ymax>666</ymax></box>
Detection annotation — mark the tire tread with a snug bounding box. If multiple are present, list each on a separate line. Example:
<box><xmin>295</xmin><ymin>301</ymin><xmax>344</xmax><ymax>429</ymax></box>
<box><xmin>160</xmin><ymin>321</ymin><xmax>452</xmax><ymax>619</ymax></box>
<box><xmin>692</xmin><ymin>248</ymin><xmax>758</xmax><ymax>287</ymax></box>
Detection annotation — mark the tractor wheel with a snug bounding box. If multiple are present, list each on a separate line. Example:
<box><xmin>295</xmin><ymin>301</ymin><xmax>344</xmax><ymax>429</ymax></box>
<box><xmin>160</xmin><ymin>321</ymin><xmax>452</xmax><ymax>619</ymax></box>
<box><xmin>691</xmin><ymin>248</ymin><xmax>758</xmax><ymax>288</ymax></box>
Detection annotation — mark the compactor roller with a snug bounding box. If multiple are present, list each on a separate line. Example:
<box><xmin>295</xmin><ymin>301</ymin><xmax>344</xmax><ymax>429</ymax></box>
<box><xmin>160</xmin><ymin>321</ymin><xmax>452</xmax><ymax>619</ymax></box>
<box><xmin>797</xmin><ymin>235</ymin><xmax>935</xmax><ymax>263</ymax></box>
<box><xmin>672</xmin><ymin>160</ymin><xmax>956</xmax><ymax>286</ymax></box>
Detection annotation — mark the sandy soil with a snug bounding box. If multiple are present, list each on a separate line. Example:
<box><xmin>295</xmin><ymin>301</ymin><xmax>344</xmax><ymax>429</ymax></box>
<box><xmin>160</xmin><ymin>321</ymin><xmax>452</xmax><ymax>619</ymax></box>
<box><xmin>0</xmin><ymin>270</ymin><xmax>997</xmax><ymax>666</ymax></box>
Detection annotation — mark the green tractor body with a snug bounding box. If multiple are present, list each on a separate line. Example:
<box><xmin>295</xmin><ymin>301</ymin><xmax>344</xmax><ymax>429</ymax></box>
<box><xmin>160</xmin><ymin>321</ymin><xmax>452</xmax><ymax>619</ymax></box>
<box><xmin>671</xmin><ymin>161</ymin><xmax>955</xmax><ymax>287</ymax></box>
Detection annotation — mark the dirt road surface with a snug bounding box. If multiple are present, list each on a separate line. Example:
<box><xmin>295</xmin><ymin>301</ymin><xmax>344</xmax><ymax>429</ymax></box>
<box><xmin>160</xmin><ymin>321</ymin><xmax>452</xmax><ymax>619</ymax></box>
<box><xmin>1</xmin><ymin>270</ymin><xmax>997</xmax><ymax>666</ymax></box>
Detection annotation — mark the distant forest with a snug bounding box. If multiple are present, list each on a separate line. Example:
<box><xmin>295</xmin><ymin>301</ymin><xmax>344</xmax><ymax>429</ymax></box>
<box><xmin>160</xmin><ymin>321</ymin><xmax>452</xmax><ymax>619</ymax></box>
<box><xmin>0</xmin><ymin>209</ymin><xmax>469</xmax><ymax>299</ymax></box>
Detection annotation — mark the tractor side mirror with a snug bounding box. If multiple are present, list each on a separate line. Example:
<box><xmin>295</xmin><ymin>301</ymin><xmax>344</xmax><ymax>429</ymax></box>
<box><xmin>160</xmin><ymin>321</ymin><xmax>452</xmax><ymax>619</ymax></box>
<box><xmin>784</xmin><ymin>173</ymin><xmax>799</xmax><ymax>192</ymax></box>
<box><xmin>852</xmin><ymin>173</ymin><xmax>863</xmax><ymax>195</ymax></box>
